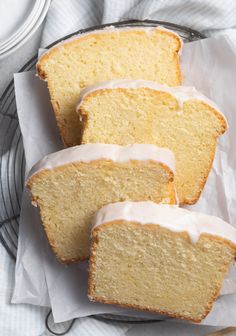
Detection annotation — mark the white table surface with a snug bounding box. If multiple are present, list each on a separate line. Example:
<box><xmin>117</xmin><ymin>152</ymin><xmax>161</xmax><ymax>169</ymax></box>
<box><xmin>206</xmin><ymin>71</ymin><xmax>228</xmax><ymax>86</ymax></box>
<box><xmin>0</xmin><ymin>17</ymin><xmax>234</xmax><ymax>336</ymax></box>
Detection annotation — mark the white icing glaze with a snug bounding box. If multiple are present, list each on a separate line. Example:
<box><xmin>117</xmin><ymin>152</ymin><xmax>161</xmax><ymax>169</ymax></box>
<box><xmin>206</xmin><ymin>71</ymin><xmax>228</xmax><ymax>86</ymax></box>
<box><xmin>92</xmin><ymin>201</ymin><xmax>236</xmax><ymax>246</ymax></box>
<box><xmin>37</xmin><ymin>25</ymin><xmax>182</xmax><ymax>69</ymax></box>
<box><xmin>76</xmin><ymin>79</ymin><xmax>227</xmax><ymax>126</ymax></box>
<box><xmin>27</xmin><ymin>144</ymin><xmax>175</xmax><ymax>181</ymax></box>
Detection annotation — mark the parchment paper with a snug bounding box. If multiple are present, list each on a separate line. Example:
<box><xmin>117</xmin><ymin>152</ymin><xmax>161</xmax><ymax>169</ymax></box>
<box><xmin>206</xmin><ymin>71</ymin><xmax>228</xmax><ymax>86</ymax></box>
<box><xmin>12</xmin><ymin>33</ymin><xmax>236</xmax><ymax>325</ymax></box>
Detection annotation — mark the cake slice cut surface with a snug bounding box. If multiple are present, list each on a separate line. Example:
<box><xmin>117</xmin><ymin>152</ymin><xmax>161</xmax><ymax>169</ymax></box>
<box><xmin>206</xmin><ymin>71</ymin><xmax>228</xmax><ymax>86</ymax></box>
<box><xmin>27</xmin><ymin>144</ymin><xmax>176</xmax><ymax>263</ymax></box>
<box><xmin>89</xmin><ymin>201</ymin><xmax>236</xmax><ymax>322</ymax></box>
<box><xmin>77</xmin><ymin>80</ymin><xmax>228</xmax><ymax>205</ymax></box>
<box><xmin>37</xmin><ymin>27</ymin><xmax>182</xmax><ymax>146</ymax></box>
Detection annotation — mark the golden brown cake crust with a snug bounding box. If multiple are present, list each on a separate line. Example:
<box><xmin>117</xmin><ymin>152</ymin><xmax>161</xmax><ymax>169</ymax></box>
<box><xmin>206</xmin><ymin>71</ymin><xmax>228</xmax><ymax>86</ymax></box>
<box><xmin>182</xmin><ymin>102</ymin><xmax>227</xmax><ymax>205</ymax></box>
<box><xmin>79</xmin><ymin>89</ymin><xmax>227</xmax><ymax>205</ymax></box>
<box><xmin>36</xmin><ymin>28</ymin><xmax>182</xmax><ymax>147</ymax></box>
<box><xmin>88</xmin><ymin>221</ymin><xmax>236</xmax><ymax>322</ymax></box>
<box><xmin>27</xmin><ymin>159</ymin><xmax>176</xmax><ymax>263</ymax></box>
<box><xmin>36</xmin><ymin>29</ymin><xmax>182</xmax><ymax>82</ymax></box>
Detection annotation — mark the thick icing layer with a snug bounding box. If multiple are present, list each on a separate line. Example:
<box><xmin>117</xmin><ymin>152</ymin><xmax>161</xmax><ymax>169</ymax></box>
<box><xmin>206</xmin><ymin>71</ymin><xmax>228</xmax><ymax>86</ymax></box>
<box><xmin>76</xmin><ymin>79</ymin><xmax>227</xmax><ymax>126</ymax></box>
<box><xmin>27</xmin><ymin>144</ymin><xmax>175</xmax><ymax>180</ymax></box>
<box><xmin>37</xmin><ymin>25</ymin><xmax>182</xmax><ymax>66</ymax></box>
<box><xmin>92</xmin><ymin>201</ymin><xmax>236</xmax><ymax>246</ymax></box>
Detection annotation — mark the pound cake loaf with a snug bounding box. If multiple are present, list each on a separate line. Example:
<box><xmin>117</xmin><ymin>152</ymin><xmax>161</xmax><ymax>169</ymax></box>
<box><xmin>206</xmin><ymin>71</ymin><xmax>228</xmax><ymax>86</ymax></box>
<box><xmin>77</xmin><ymin>80</ymin><xmax>228</xmax><ymax>204</ymax></box>
<box><xmin>37</xmin><ymin>27</ymin><xmax>182</xmax><ymax>146</ymax></box>
<box><xmin>27</xmin><ymin>144</ymin><xmax>176</xmax><ymax>263</ymax></box>
<box><xmin>89</xmin><ymin>201</ymin><xmax>236</xmax><ymax>322</ymax></box>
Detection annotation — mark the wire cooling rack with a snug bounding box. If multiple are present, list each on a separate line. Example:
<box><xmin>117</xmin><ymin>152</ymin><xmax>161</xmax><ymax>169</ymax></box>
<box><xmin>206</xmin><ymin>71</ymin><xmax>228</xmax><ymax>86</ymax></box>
<box><xmin>0</xmin><ymin>20</ymin><xmax>205</xmax><ymax>335</ymax></box>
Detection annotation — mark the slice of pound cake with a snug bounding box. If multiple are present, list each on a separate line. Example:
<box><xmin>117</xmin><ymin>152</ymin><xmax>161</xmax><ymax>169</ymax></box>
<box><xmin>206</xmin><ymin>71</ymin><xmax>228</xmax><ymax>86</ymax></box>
<box><xmin>37</xmin><ymin>27</ymin><xmax>182</xmax><ymax>146</ymax></box>
<box><xmin>77</xmin><ymin>80</ymin><xmax>228</xmax><ymax>204</ymax></box>
<box><xmin>88</xmin><ymin>201</ymin><xmax>236</xmax><ymax>322</ymax></box>
<box><xmin>27</xmin><ymin>144</ymin><xmax>176</xmax><ymax>263</ymax></box>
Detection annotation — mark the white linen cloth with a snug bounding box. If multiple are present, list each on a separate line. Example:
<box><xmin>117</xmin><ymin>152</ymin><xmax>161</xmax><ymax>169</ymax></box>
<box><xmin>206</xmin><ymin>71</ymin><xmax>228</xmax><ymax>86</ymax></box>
<box><xmin>2</xmin><ymin>0</ymin><xmax>236</xmax><ymax>335</ymax></box>
<box><xmin>41</xmin><ymin>0</ymin><xmax>236</xmax><ymax>47</ymax></box>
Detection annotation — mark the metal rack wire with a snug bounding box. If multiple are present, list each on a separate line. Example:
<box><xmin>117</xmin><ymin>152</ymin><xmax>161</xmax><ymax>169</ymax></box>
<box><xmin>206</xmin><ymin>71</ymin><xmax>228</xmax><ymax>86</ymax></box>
<box><xmin>0</xmin><ymin>20</ymin><xmax>205</xmax><ymax>334</ymax></box>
